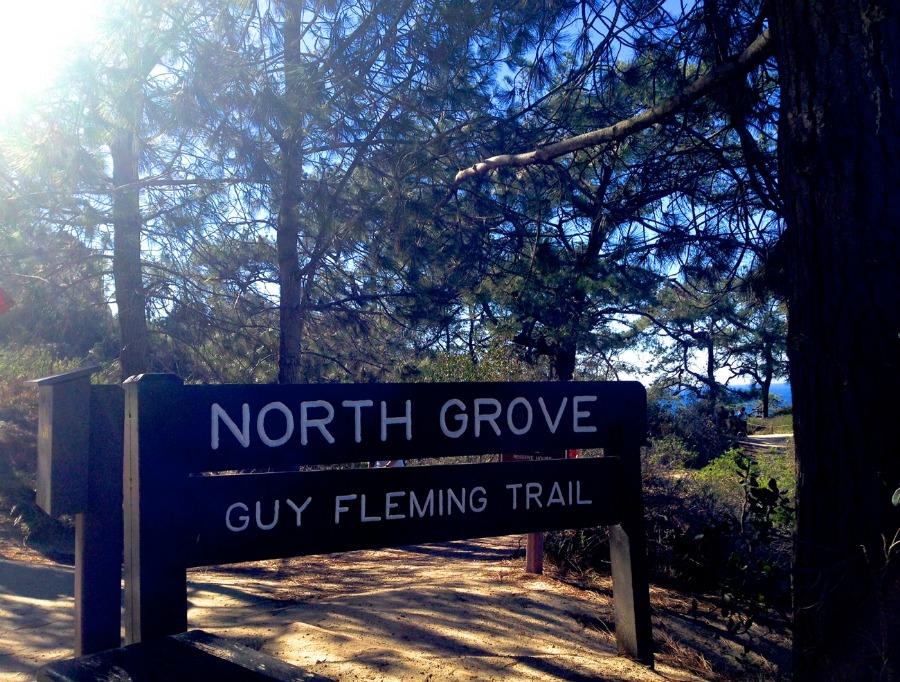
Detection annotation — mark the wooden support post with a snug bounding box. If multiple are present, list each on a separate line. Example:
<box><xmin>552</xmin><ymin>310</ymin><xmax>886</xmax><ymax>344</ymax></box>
<box><xmin>28</xmin><ymin>368</ymin><xmax>124</xmax><ymax>656</ymax></box>
<box><xmin>608</xmin><ymin>442</ymin><xmax>654</xmax><ymax>667</ymax></box>
<box><xmin>123</xmin><ymin>374</ymin><xmax>188</xmax><ymax>644</ymax></box>
<box><xmin>525</xmin><ymin>532</ymin><xmax>544</xmax><ymax>574</ymax></box>
<box><xmin>75</xmin><ymin>386</ymin><xmax>124</xmax><ymax>655</ymax></box>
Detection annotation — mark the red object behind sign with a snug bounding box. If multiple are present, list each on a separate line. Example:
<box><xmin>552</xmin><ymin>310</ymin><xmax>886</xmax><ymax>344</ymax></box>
<box><xmin>0</xmin><ymin>286</ymin><xmax>13</xmax><ymax>315</ymax></box>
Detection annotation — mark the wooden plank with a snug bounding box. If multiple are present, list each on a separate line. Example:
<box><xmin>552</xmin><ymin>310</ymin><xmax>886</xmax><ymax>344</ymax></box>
<box><xmin>170</xmin><ymin>381</ymin><xmax>647</xmax><ymax>472</ymax></box>
<box><xmin>608</xmin><ymin>442</ymin><xmax>654</xmax><ymax>666</ymax></box>
<box><xmin>37</xmin><ymin>629</ymin><xmax>331</xmax><ymax>682</ymax></box>
<box><xmin>74</xmin><ymin>385</ymin><xmax>124</xmax><ymax>655</ymax></box>
<box><xmin>184</xmin><ymin>458</ymin><xmax>623</xmax><ymax>567</ymax></box>
<box><xmin>123</xmin><ymin>374</ymin><xmax>189</xmax><ymax>644</ymax></box>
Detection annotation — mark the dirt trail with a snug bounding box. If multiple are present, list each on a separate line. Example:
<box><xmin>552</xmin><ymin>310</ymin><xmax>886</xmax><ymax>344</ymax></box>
<box><xmin>740</xmin><ymin>433</ymin><xmax>794</xmax><ymax>456</ymax></box>
<box><xmin>1</xmin><ymin>535</ymin><xmax>790</xmax><ymax>681</ymax></box>
<box><xmin>188</xmin><ymin>537</ymin><xmax>686</xmax><ymax>682</ymax></box>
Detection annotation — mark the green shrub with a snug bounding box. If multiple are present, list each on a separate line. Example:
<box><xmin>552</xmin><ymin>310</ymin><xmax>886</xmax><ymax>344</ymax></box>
<box><xmin>648</xmin><ymin>399</ymin><xmax>738</xmax><ymax>468</ymax></box>
<box><xmin>675</xmin><ymin>450</ymin><xmax>793</xmax><ymax>630</ymax></box>
<box><xmin>547</xmin><ymin>446</ymin><xmax>793</xmax><ymax>637</ymax></box>
<box><xmin>643</xmin><ymin>434</ymin><xmax>697</xmax><ymax>471</ymax></box>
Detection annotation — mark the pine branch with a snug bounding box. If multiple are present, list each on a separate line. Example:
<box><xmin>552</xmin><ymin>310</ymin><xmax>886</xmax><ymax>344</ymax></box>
<box><xmin>446</xmin><ymin>29</ymin><xmax>773</xmax><ymax>198</ymax></box>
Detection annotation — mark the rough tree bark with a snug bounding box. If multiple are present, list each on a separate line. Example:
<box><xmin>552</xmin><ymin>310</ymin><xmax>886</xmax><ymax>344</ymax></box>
<box><xmin>110</xmin><ymin>127</ymin><xmax>150</xmax><ymax>381</ymax></box>
<box><xmin>771</xmin><ymin>4</ymin><xmax>900</xmax><ymax>680</ymax></box>
<box><xmin>277</xmin><ymin>1</ymin><xmax>307</xmax><ymax>385</ymax></box>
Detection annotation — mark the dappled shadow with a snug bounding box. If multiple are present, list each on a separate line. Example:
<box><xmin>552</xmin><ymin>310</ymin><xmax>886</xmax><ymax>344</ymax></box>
<box><xmin>0</xmin><ymin>561</ymin><xmax>74</xmax><ymax>679</ymax></box>
<box><xmin>649</xmin><ymin>589</ymin><xmax>791</xmax><ymax>681</ymax></box>
<box><xmin>185</xmin><ymin>537</ymin><xmax>671</xmax><ymax>681</ymax></box>
<box><xmin>0</xmin><ymin>560</ymin><xmax>73</xmax><ymax>601</ymax></box>
<box><xmin>0</xmin><ymin>536</ymin><xmax>788</xmax><ymax>680</ymax></box>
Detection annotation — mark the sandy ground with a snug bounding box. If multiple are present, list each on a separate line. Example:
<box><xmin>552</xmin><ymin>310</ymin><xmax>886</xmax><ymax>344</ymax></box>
<box><xmin>0</xmin><ymin>532</ymin><xmax>790</xmax><ymax>682</ymax></box>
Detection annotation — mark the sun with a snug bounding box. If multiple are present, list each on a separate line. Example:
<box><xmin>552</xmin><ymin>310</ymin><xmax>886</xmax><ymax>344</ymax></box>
<box><xmin>0</xmin><ymin>0</ymin><xmax>106</xmax><ymax>119</ymax></box>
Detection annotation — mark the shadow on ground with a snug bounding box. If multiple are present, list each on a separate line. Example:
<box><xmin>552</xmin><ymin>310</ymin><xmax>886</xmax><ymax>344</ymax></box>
<box><xmin>0</xmin><ymin>560</ymin><xmax>74</xmax><ymax>680</ymax></box>
<box><xmin>0</xmin><ymin>537</ymin><xmax>789</xmax><ymax>681</ymax></box>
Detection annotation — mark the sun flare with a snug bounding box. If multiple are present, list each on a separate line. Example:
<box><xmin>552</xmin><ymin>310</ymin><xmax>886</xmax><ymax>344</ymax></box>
<box><xmin>0</xmin><ymin>0</ymin><xmax>105</xmax><ymax>119</ymax></box>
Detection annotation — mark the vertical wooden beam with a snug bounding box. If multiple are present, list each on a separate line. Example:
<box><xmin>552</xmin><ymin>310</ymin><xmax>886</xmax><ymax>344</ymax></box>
<box><xmin>608</xmin><ymin>442</ymin><xmax>654</xmax><ymax>667</ymax></box>
<box><xmin>123</xmin><ymin>374</ymin><xmax>187</xmax><ymax>644</ymax></box>
<box><xmin>525</xmin><ymin>532</ymin><xmax>544</xmax><ymax>574</ymax></box>
<box><xmin>74</xmin><ymin>386</ymin><xmax>124</xmax><ymax>655</ymax></box>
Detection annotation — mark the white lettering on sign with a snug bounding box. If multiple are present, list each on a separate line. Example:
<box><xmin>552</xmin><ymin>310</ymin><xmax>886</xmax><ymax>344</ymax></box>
<box><xmin>342</xmin><ymin>400</ymin><xmax>374</xmax><ymax>442</ymax></box>
<box><xmin>573</xmin><ymin>396</ymin><xmax>598</xmax><ymax>433</ymax></box>
<box><xmin>258</xmin><ymin>402</ymin><xmax>293</xmax><ymax>447</ymax></box>
<box><xmin>226</xmin><ymin>502</ymin><xmax>249</xmax><ymax>531</ymax></box>
<box><xmin>538</xmin><ymin>397</ymin><xmax>567</xmax><ymax>433</ymax></box>
<box><xmin>256</xmin><ymin>500</ymin><xmax>279</xmax><ymax>530</ymax></box>
<box><xmin>381</xmin><ymin>400</ymin><xmax>412</xmax><ymax>441</ymax></box>
<box><xmin>506</xmin><ymin>480</ymin><xmax>593</xmax><ymax>510</ymax></box>
<box><xmin>225</xmin><ymin>497</ymin><xmax>312</xmax><ymax>532</ymax></box>
<box><xmin>361</xmin><ymin>494</ymin><xmax>381</xmax><ymax>522</ymax></box>
<box><xmin>335</xmin><ymin>494</ymin><xmax>357</xmax><ymax>524</ymax></box>
<box><xmin>332</xmin><ymin>487</ymin><xmax>489</xmax><ymax>523</ymax></box>
<box><xmin>221</xmin><ymin>481</ymin><xmax>595</xmax><ymax>534</ymax></box>
<box><xmin>439</xmin><ymin>399</ymin><xmax>467</xmax><ymax>438</ymax></box>
<box><xmin>436</xmin><ymin>395</ymin><xmax>597</xmax><ymax>440</ymax></box>
<box><xmin>385</xmin><ymin>491</ymin><xmax>406</xmax><ymax>520</ymax></box>
<box><xmin>301</xmin><ymin>401</ymin><xmax>335</xmax><ymax>445</ymax></box>
<box><xmin>507</xmin><ymin>397</ymin><xmax>533</xmax><ymax>435</ymax></box>
<box><xmin>211</xmin><ymin>392</ymin><xmax>601</xmax><ymax>450</ymax></box>
<box><xmin>212</xmin><ymin>404</ymin><xmax>250</xmax><ymax>449</ymax></box>
<box><xmin>474</xmin><ymin>398</ymin><xmax>502</xmax><ymax>437</ymax></box>
<box><xmin>285</xmin><ymin>497</ymin><xmax>312</xmax><ymax>525</ymax></box>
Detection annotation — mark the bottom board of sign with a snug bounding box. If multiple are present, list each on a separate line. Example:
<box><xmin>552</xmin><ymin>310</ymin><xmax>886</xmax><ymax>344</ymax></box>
<box><xmin>183</xmin><ymin>457</ymin><xmax>623</xmax><ymax>567</ymax></box>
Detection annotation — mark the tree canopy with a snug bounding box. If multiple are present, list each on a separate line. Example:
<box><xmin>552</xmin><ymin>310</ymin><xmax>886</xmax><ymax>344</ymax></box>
<box><xmin>2</xmin><ymin>1</ymin><xmax>898</xmax><ymax>679</ymax></box>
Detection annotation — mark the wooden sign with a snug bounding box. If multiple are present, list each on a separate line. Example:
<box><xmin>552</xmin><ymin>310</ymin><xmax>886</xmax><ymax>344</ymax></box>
<box><xmin>184</xmin><ymin>458</ymin><xmax>622</xmax><ymax>566</ymax></box>
<box><xmin>134</xmin><ymin>379</ymin><xmax>646</xmax><ymax>472</ymax></box>
<box><xmin>121</xmin><ymin>374</ymin><xmax>653</xmax><ymax>666</ymax></box>
<box><xmin>28</xmin><ymin>367</ymin><xmax>98</xmax><ymax>516</ymax></box>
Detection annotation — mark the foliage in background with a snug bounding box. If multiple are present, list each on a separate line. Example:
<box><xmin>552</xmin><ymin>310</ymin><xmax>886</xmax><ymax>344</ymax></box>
<box><xmin>647</xmin><ymin>394</ymin><xmax>739</xmax><ymax>468</ymax></box>
<box><xmin>0</xmin><ymin>348</ymin><xmax>80</xmax><ymax>560</ymax></box>
<box><xmin>546</xmin><ymin>406</ymin><xmax>795</xmax><ymax>656</ymax></box>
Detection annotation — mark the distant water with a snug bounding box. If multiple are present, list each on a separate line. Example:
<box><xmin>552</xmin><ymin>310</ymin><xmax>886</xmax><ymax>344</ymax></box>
<box><xmin>767</xmin><ymin>382</ymin><xmax>792</xmax><ymax>406</ymax></box>
<box><xmin>733</xmin><ymin>381</ymin><xmax>792</xmax><ymax>408</ymax></box>
<box><xmin>658</xmin><ymin>381</ymin><xmax>791</xmax><ymax>410</ymax></box>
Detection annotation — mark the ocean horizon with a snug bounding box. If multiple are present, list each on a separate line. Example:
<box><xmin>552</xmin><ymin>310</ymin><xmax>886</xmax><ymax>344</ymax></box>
<box><xmin>730</xmin><ymin>381</ymin><xmax>792</xmax><ymax>407</ymax></box>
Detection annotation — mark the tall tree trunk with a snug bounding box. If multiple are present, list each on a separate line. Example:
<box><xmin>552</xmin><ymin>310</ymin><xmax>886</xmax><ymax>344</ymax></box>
<box><xmin>772</xmin><ymin>4</ymin><xmax>900</xmax><ymax>680</ymax></box>
<box><xmin>111</xmin><ymin>129</ymin><xmax>149</xmax><ymax>381</ymax></box>
<box><xmin>277</xmin><ymin>1</ymin><xmax>307</xmax><ymax>385</ymax></box>
<box><xmin>759</xmin><ymin>371</ymin><xmax>771</xmax><ymax>419</ymax></box>
<box><xmin>703</xmin><ymin>327</ymin><xmax>718</xmax><ymax>408</ymax></box>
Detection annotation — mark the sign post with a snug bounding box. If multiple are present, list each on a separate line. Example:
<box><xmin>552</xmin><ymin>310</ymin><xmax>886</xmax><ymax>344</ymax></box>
<box><xmin>28</xmin><ymin>368</ymin><xmax>124</xmax><ymax>656</ymax></box>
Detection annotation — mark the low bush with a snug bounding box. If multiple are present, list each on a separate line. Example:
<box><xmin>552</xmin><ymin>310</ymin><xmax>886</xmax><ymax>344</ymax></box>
<box><xmin>547</xmin><ymin>406</ymin><xmax>795</xmax><ymax>645</ymax></box>
<box><xmin>648</xmin><ymin>399</ymin><xmax>739</xmax><ymax>468</ymax></box>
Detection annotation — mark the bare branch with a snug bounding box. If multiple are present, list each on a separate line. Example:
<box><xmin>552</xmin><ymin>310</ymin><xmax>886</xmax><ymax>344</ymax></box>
<box><xmin>450</xmin><ymin>29</ymin><xmax>772</xmax><ymax>190</ymax></box>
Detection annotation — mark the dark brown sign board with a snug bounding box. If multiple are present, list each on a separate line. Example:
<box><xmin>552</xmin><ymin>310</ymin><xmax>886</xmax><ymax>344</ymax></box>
<box><xmin>121</xmin><ymin>374</ymin><xmax>653</xmax><ymax>666</ymax></box>
<box><xmin>139</xmin><ymin>379</ymin><xmax>646</xmax><ymax>471</ymax></box>
<box><xmin>184</xmin><ymin>458</ymin><xmax>622</xmax><ymax>566</ymax></box>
